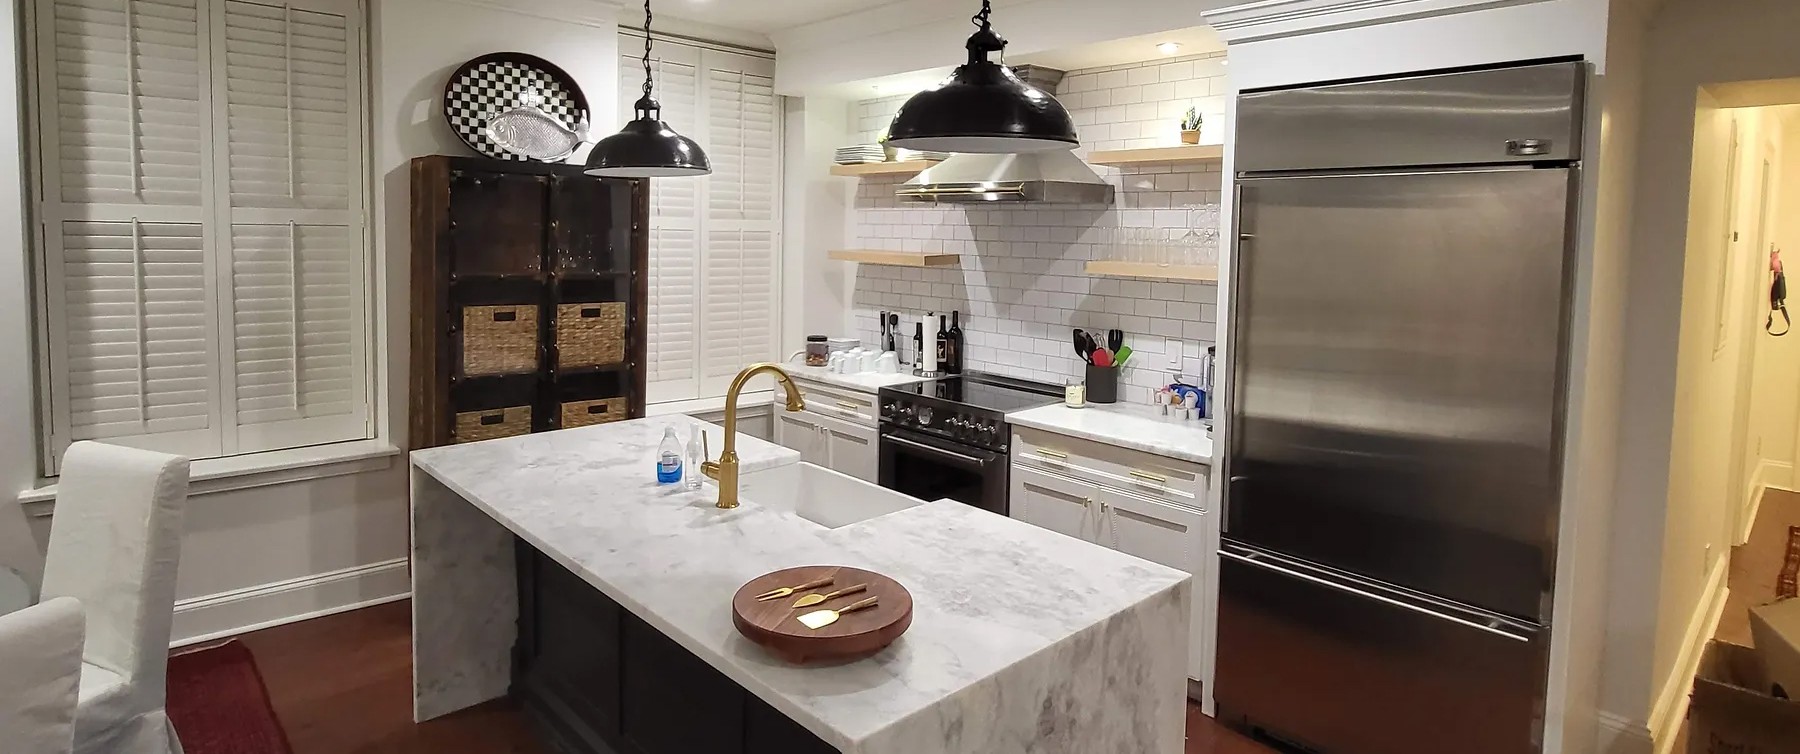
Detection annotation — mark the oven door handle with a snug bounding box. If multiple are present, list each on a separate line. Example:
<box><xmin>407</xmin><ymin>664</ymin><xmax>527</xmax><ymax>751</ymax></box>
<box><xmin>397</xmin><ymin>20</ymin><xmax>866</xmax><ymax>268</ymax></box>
<box><xmin>883</xmin><ymin>433</ymin><xmax>997</xmax><ymax>469</ymax></box>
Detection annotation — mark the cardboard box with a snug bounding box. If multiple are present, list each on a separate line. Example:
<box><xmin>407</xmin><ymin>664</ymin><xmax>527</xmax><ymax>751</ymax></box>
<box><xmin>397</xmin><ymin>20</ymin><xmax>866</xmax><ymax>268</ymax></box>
<box><xmin>1749</xmin><ymin>598</ymin><xmax>1800</xmax><ymax>699</ymax></box>
<box><xmin>1689</xmin><ymin>640</ymin><xmax>1800</xmax><ymax>753</ymax></box>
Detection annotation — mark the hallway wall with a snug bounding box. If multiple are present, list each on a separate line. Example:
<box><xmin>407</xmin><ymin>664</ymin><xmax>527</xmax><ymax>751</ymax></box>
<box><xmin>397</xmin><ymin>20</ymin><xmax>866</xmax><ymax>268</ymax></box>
<box><xmin>1743</xmin><ymin>109</ymin><xmax>1799</xmax><ymax>533</ymax></box>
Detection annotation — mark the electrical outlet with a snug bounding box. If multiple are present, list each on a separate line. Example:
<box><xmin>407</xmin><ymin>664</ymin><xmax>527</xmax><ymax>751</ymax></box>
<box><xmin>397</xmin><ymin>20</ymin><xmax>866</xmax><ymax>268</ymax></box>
<box><xmin>1165</xmin><ymin>338</ymin><xmax>1183</xmax><ymax>370</ymax></box>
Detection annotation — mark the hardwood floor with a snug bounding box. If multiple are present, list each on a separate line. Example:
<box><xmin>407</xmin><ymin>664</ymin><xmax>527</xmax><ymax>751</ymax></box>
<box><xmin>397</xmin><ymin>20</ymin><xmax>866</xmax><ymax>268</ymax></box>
<box><xmin>227</xmin><ymin>600</ymin><xmax>1275</xmax><ymax>754</ymax></box>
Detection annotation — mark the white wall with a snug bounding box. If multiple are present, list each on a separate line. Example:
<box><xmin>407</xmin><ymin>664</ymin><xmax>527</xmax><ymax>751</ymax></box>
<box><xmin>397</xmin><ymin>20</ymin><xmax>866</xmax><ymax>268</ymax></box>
<box><xmin>0</xmin><ymin>0</ymin><xmax>42</xmax><ymax>591</ymax></box>
<box><xmin>1605</xmin><ymin>0</ymin><xmax>1800</xmax><ymax>746</ymax></box>
<box><xmin>1741</xmin><ymin>111</ymin><xmax>1797</xmax><ymax>519</ymax></box>
<box><xmin>781</xmin><ymin>96</ymin><xmax>858</xmax><ymax>348</ymax></box>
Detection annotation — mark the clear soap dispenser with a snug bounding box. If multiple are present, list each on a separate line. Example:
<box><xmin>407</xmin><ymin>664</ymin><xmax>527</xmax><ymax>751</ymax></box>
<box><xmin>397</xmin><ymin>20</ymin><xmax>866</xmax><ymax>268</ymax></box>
<box><xmin>656</xmin><ymin>426</ymin><xmax>683</xmax><ymax>484</ymax></box>
<box><xmin>683</xmin><ymin>426</ymin><xmax>706</xmax><ymax>491</ymax></box>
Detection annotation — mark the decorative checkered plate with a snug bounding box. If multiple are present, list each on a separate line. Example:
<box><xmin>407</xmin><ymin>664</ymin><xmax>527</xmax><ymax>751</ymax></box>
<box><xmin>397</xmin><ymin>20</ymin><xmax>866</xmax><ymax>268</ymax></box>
<box><xmin>443</xmin><ymin>52</ymin><xmax>590</xmax><ymax>162</ymax></box>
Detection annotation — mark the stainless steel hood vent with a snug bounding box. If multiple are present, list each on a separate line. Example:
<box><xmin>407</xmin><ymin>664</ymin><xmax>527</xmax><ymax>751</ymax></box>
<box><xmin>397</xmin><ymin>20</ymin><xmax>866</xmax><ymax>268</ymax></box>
<box><xmin>898</xmin><ymin>151</ymin><xmax>1114</xmax><ymax>204</ymax></box>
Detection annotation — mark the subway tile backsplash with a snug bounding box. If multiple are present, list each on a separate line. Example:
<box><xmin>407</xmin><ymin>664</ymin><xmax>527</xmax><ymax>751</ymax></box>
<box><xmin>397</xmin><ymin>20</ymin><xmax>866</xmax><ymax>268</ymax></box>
<box><xmin>847</xmin><ymin>53</ymin><xmax>1229</xmax><ymax>404</ymax></box>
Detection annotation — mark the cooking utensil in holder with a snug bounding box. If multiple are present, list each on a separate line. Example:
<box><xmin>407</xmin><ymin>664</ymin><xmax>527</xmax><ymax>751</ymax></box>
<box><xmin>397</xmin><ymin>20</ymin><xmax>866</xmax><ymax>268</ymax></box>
<box><xmin>1085</xmin><ymin>364</ymin><xmax>1118</xmax><ymax>404</ymax></box>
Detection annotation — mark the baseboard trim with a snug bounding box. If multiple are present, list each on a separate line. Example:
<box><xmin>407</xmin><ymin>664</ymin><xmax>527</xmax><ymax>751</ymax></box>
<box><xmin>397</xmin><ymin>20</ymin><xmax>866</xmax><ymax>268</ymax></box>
<box><xmin>1646</xmin><ymin>556</ymin><xmax>1730</xmax><ymax>753</ymax></box>
<box><xmin>170</xmin><ymin>558</ymin><xmax>411</xmax><ymax>647</ymax></box>
<box><xmin>1740</xmin><ymin>461</ymin><xmax>1790</xmax><ymax>544</ymax></box>
<box><xmin>1595</xmin><ymin>711</ymin><xmax>1654</xmax><ymax>754</ymax></box>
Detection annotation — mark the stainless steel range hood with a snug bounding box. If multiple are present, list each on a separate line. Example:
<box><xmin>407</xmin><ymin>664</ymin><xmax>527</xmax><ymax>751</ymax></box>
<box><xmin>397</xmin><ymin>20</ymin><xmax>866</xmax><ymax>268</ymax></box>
<box><xmin>897</xmin><ymin>150</ymin><xmax>1115</xmax><ymax>204</ymax></box>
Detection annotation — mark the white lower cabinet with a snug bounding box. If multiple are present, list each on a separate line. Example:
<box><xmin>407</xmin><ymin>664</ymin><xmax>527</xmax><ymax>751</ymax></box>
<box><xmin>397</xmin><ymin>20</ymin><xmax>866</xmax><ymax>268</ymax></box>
<box><xmin>772</xmin><ymin>407</ymin><xmax>878</xmax><ymax>483</ymax></box>
<box><xmin>817</xmin><ymin>412</ymin><xmax>878</xmax><ymax>483</ymax></box>
<box><xmin>1009</xmin><ymin>434</ymin><xmax>1211</xmax><ymax>687</ymax></box>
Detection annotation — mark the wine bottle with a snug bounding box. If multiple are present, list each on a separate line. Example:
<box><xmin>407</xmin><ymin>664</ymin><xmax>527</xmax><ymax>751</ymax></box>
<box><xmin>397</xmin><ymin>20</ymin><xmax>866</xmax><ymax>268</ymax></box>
<box><xmin>947</xmin><ymin>311</ymin><xmax>964</xmax><ymax>374</ymax></box>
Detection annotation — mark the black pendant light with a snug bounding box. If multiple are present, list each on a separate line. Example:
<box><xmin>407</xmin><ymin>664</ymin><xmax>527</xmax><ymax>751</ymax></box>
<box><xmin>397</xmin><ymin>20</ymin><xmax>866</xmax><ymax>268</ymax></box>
<box><xmin>585</xmin><ymin>0</ymin><xmax>710</xmax><ymax>178</ymax></box>
<box><xmin>886</xmin><ymin>0</ymin><xmax>1077</xmax><ymax>154</ymax></box>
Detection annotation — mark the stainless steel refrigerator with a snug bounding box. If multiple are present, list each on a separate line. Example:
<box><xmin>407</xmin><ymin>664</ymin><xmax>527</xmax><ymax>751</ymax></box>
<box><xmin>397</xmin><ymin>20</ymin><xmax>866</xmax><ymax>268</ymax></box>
<box><xmin>1216</xmin><ymin>61</ymin><xmax>1585</xmax><ymax>754</ymax></box>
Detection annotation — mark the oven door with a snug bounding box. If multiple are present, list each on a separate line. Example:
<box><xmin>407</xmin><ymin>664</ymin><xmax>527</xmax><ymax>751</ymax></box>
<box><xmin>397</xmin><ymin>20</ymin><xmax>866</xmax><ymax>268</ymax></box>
<box><xmin>879</xmin><ymin>427</ymin><xmax>1009</xmax><ymax>515</ymax></box>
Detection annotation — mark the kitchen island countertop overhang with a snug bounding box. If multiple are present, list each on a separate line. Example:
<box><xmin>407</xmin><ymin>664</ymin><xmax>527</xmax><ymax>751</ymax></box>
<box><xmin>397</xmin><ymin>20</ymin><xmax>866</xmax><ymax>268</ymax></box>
<box><xmin>410</xmin><ymin>414</ymin><xmax>1192</xmax><ymax>754</ymax></box>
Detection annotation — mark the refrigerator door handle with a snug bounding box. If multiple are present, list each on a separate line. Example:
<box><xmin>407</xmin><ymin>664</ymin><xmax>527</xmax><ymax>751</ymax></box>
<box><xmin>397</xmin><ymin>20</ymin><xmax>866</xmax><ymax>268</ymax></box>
<box><xmin>1219</xmin><ymin>548</ymin><xmax>1535</xmax><ymax>643</ymax></box>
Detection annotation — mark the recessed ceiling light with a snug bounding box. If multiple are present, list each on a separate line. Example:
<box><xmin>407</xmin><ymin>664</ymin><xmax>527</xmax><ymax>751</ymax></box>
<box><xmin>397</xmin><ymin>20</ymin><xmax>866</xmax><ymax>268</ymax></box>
<box><xmin>1157</xmin><ymin>42</ymin><xmax>1182</xmax><ymax>55</ymax></box>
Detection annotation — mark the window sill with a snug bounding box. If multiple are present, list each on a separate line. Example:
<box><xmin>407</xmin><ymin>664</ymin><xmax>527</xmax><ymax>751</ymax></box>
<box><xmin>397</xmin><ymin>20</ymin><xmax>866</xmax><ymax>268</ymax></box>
<box><xmin>645</xmin><ymin>391</ymin><xmax>774</xmax><ymax>418</ymax></box>
<box><xmin>17</xmin><ymin>439</ymin><xmax>401</xmax><ymax>517</ymax></box>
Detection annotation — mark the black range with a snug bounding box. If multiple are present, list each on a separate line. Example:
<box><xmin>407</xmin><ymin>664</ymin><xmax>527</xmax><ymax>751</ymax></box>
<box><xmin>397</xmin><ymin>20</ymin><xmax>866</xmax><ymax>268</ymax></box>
<box><xmin>877</xmin><ymin>372</ymin><xmax>1061</xmax><ymax>516</ymax></box>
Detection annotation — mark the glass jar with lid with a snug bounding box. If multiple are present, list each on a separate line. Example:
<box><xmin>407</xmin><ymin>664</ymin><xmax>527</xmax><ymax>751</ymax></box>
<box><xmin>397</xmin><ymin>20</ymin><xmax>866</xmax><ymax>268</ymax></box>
<box><xmin>805</xmin><ymin>335</ymin><xmax>830</xmax><ymax>367</ymax></box>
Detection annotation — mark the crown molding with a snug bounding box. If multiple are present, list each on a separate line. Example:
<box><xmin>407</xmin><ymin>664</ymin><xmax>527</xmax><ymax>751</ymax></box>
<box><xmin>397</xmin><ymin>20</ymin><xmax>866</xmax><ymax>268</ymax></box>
<box><xmin>1202</xmin><ymin>0</ymin><xmax>1554</xmax><ymax>44</ymax></box>
<box><xmin>439</xmin><ymin>0</ymin><xmax>623</xmax><ymax>29</ymax></box>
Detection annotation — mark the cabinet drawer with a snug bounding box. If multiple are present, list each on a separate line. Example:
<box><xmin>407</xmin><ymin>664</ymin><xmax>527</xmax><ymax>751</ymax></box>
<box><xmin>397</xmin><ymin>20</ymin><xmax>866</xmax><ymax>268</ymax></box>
<box><xmin>1012</xmin><ymin>427</ymin><xmax>1206</xmax><ymax>510</ymax></box>
<box><xmin>787</xmin><ymin>377</ymin><xmax>878</xmax><ymax>427</ymax></box>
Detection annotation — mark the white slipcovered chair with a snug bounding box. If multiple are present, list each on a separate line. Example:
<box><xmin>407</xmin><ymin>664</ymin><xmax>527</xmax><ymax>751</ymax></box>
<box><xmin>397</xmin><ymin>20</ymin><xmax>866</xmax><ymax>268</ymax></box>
<box><xmin>0</xmin><ymin>596</ymin><xmax>86</xmax><ymax>754</ymax></box>
<box><xmin>41</xmin><ymin>441</ymin><xmax>190</xmax><ymax>754</ymax></box>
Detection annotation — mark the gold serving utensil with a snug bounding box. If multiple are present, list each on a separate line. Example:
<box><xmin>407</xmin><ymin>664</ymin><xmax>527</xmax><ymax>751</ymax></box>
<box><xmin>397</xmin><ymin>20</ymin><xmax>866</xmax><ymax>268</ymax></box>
<box><xmin>791</xmin><ymin>583</ymin><xmax>868</xmax><ymax>609</ymax></box>
<box><xmin>797</xmin><ymin>596</ymin><xmax>879</xmax><ymax>630</ymax></box>
<box><xmin>754</xmin><ymin>576</ymin><xmax>834</xmax><ymax>602</ymax></box>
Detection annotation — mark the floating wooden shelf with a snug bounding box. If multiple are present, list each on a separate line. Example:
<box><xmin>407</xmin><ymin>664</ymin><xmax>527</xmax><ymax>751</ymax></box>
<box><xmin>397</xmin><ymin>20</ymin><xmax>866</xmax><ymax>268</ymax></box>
<box><xmin>1087</xmin><ymin>144</ymin><xmax>1225</xmax><ymax>166</ymax></box>
<box><xmin>829</xmin><ymin>249</ymin><xmax>961</xmax><ymax>267</ymax></box>
<box><xmin>1085</xmin><ymin>260</ymin><xmax>1219</xmax><ymax>282</ymax></box>
<box><xmin>829</xmin><ymin>160</ymin><xmax>940</xmax><ymax>177</ymax></box>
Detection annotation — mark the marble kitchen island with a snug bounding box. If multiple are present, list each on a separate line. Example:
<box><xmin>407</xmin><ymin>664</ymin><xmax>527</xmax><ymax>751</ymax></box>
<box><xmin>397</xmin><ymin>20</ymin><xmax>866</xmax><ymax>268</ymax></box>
<box><xmin>411</xmin><ymin>414</ymin><xmax>1191</xmax><ymax>754</ymax></box>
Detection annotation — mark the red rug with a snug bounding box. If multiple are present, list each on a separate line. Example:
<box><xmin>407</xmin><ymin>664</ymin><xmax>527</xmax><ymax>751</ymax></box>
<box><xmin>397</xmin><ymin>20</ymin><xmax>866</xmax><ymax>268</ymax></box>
<box><xmin>167</xmin><ymin>640</ymin><xmax>295</xmax><ymax>754</ymax></box>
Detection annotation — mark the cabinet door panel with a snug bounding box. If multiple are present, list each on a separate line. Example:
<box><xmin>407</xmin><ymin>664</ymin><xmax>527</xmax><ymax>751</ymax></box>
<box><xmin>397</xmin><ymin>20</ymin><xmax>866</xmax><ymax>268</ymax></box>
<box><xmin>773</xmin><ymin>411</ymin><xmax>827</xmax><ymax>466</ymax></box>
<box><xmin>449</xmin><ymin>171</ymin><xmax>545</xmax><ymax>277</ymax></box>
<box><xmin>621</xmin><ymin>615</ymin><xmax>745</xmax><ymax>754</ymax></box>
<box><xmin>816</xmin><ymin>411</ymin><xmax>877</xmax><ymax>483</ymax></box>
<box><xmin>1103</xmin><ymin>489</ymin><xmax>1207</xmax><ymax>682</ymax></box>
<box><xmin>1009</xmin><ymin>466</ymin><xmax>1099</xmax><ymax>542</ymax></box>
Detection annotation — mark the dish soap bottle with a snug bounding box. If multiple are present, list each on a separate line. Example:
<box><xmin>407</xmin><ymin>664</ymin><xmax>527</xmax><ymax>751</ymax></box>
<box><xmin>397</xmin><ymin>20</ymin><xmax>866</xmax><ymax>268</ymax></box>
<box><xmin>656</xmin><ymin>426</ymin><xmax>683</xmax><ymax>484</ymax></box>
<box><xmin>683</xmin><ymin>426</ymin><xmax>705</xmax><ymax>491</ymax></box>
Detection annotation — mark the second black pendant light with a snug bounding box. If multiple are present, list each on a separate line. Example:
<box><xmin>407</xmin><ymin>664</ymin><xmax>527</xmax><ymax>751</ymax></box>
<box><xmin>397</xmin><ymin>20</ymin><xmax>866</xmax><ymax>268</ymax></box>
<box><xmin>886</xmin><ymin>0</ymin><xmax>1078</xmax><ymax>154</ymax></box>
<box><xmin>586</xmin><ymin>0</ymin><xmax>710</xmax><ymax>178</ymax></box>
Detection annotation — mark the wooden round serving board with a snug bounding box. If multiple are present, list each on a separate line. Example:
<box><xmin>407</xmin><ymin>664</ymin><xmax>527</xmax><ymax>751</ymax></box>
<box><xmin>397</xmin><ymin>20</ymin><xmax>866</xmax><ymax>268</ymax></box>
<box><xmin>732</xmin><ymin>565</ymin><xmax>913</xmax><ymax>664</ymax></box>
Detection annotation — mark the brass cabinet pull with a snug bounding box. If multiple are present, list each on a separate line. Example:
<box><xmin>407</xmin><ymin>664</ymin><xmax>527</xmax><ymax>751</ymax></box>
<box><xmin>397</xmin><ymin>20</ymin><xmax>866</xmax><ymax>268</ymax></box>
<box><xmin>834</xmin><ymin>400</ymin><xmax>861</xmax><ymax>411</ymax></box>
<box><xmin>1037</xmin><ymin>449</ymin><xmax>1068</xmax><ymax>460</ymax></box>
<box><xmin>1129</xmin><ymin>470</ymin><xmax>1168</xmax><ymax>484</ymax></box>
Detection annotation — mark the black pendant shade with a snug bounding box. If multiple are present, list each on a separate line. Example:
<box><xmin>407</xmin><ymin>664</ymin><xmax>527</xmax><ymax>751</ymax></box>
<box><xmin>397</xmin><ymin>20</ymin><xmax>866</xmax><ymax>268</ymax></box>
<box><xmin>586</xmin><ymin>95</ymin><xmax>711</xmax><ymax>178</ymax></box>
<box><xmin>586</xmin><ymin>0</ymin><xmax>710</xmax><ymax>178</ymax></box>
<box><xmin>887</xmin><ymin>1</ymin><xmax>1077</xmax><ymax>154</ymax></box>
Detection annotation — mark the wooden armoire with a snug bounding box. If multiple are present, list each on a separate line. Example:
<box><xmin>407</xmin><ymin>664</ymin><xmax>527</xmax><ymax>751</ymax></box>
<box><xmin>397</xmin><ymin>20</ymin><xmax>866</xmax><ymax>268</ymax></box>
<box><xmin>409</xmin><ymin>155</ymin><xmax>649</xmax><ymax>449</ymax></box>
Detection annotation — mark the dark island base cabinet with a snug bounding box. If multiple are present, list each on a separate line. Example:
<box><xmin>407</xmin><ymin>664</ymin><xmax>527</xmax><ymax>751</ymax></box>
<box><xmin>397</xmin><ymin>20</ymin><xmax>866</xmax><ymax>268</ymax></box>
<box><xmin>513</xmin><ymin>542</ymin><xmax>841</xmax><ymax>754</ymax></box>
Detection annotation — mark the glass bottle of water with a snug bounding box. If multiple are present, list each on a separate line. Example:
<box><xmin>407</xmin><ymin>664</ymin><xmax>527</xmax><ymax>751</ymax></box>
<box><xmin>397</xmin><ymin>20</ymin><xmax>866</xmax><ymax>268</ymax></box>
<box><xmin>656</xmin><ymin>426</ymin><xmax>683</xmax><ymax>484</ymax></box>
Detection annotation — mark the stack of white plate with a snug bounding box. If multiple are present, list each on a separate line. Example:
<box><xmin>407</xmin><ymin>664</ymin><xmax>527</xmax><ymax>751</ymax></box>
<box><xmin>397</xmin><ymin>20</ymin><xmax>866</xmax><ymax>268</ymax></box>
<box><xmin>834</xmin><ymin>144</ymin><xmax>888</xmax><ymax>164</ymax></box>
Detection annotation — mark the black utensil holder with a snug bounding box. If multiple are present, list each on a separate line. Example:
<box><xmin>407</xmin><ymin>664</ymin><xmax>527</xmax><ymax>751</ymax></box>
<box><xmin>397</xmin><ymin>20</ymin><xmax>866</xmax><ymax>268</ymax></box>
<box><xmin>1085</xmin><ymin>364</ymin><xmax>1118</xmax><ymax>404</ymax></box>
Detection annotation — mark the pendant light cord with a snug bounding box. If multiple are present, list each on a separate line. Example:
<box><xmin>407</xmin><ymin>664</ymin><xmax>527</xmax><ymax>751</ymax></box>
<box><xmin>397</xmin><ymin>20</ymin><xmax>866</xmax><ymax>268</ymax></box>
<box><xmin>964</xmin><ymin>0</ymin><xmax>1005</xmax><ymax>62</ymax></box>
<box><xmin>970</xmin><ymin>0</ymin><xmax>991</xmax><ymax>31</ymax></box>
<box><xmin>640</xmin><ymin>0</ymin><xmax>655</xmax><ymax>101</ymax></box>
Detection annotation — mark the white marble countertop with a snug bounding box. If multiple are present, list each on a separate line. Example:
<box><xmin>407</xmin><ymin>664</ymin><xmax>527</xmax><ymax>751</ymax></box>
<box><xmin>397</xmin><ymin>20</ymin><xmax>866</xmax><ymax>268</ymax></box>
<box><xmin>784</xmin><ymin>363</ymin><xmax>928</xmax><ymax>392</ymax></box>
<box><xmin>410</xmin><ymin>414</ymin><xmax>1189</xmax><ymax>752</ymax></box>
<box><xmin>1006</xmin><ymin>402</ymin><xmax>1215</xmax><ymax>465</ymax></box>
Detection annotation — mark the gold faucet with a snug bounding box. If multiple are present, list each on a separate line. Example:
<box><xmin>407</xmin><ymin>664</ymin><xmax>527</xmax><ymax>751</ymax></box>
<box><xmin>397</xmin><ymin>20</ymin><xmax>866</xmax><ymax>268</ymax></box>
<box><xmin>702</xmin><ymin>363</ymin><xmax>806</xmax><ymax>509</ymax></box>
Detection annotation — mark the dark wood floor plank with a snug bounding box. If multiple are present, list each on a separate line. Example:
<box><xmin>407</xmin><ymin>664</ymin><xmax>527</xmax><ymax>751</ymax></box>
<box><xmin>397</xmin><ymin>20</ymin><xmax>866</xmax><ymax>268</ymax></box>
<box><xmin>222</xmin><ymin>600</ymin><xmax>1272</xmax><ymax>754</ymax></box>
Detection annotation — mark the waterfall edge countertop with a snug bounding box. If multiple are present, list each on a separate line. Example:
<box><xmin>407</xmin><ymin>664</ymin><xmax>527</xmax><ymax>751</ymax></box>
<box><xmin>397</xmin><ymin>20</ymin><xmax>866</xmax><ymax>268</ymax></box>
<box><xmin>1007</xmin><ymin>402</ymin><xmax>1216</xmax><ymax>465</ymax></box>
<box><xmin>409</xmin><ymin>414</ymin><xmax>1191</xmax><ymax>754</ymax></box>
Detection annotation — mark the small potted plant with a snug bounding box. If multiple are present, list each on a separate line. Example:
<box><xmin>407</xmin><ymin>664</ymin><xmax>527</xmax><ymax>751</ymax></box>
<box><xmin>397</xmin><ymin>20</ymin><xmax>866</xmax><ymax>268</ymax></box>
<box><xmin>1180</xmin><ymin>108</ymin><xmax>1203</xmax><ymax>145</ymax></box>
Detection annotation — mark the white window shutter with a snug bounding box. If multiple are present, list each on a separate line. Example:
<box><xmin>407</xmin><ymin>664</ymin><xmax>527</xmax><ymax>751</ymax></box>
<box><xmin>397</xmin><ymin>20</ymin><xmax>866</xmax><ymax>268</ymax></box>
<box><xmin>219</xmin><ymin>0</ymin><xmax>366</xmax><ymax>452</ymax></box>
<box><xmin>699</xmin><ymin>60</ymin><xmax>777</xmax><ymax>389</ymax></box>
<box><xmin>623</xmin><ymin>45</ymin><xmax>703</xmax><ymax>402</ymax></box>
<box><xmin>43</xmin><ymin>0</ymin><xmax>206</xmax><ymax>208</ymax></box>
<box><xmin>52</xmin><ymin>220</ymin><xmax>220</xmax><ymax>456</ymax></box>
<box><xmin>221</xmin><ymin>0</ymin><xmax>352</xmax><ymax>210</ymax></box>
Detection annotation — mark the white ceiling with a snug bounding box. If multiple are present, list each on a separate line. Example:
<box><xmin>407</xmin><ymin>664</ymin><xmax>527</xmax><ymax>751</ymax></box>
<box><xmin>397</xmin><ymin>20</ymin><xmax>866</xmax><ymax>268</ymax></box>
<box><xmin>653</xmin><ymin>0</ymin><xmax>898</xmax><ymax>35</ymax></box>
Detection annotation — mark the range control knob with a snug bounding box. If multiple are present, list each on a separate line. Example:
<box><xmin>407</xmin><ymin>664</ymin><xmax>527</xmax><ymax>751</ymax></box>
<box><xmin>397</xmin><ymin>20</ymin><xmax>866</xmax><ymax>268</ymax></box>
<box><xmin>946</xmin><ymin>416</ymin><xmax>967</xmax><ymax>433</ymax></box>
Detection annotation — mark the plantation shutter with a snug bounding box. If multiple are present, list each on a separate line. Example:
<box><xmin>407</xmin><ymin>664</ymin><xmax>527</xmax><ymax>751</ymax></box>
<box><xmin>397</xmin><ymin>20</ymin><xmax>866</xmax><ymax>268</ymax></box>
<box><xmin>219</xmin><ymin>0</ymin><xmax>366</xmax><ymax>452</ymax></box>
<box><xmin>45</xmin><ymin>0</ymin><xmax>206</xmax><ymax>207</ymax></box>
<box><xmin>699</xmin><ymin>59</ymin><xmax>776</xmax><ymax>389</ymax></box>
<box><xmin>621</xmin><ymin>40</ymin><xmax>702</xmax><ymax>401</ymax></box>
<box><xmin>619</xmin><ymin>33</ymin><xmax>779</xmax><ymax>402</ymax></box>
<box><xmin>33</xmin><ymin>0</ymin><xmax>370</xmax><ymax>469</ymax></box>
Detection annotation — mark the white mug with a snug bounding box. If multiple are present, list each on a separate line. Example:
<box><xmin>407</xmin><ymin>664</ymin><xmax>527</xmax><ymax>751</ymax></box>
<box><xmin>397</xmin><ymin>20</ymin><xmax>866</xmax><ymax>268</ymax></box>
<box><xmin>861</xmin><ymin>350</ymin><xmax>879</xmax><ymax>372</ymax></box>
<box><xmin>876</xmin><ymin>351</ymin><xmax>900</xmax><ymax>374</ymax></box>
